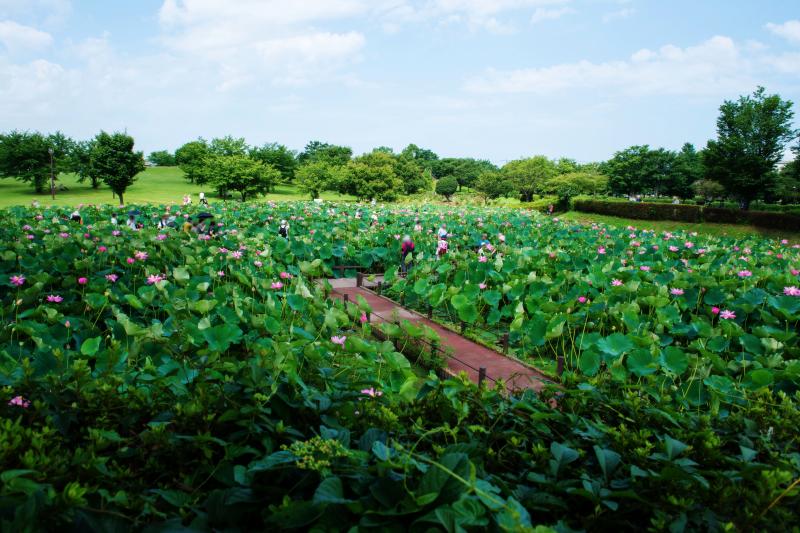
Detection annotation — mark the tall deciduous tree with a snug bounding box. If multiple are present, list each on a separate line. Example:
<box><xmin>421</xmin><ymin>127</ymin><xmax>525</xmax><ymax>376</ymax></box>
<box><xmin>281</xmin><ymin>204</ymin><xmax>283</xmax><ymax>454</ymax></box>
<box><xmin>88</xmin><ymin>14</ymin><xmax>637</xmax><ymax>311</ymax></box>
<box><xmin>204</xmin><ymin>154</ymin><xmax>279</xmax><ymax>202</ymax></box>
<box><xmin>0</xmin><ymin>131</ymin><xmax>69</xmax><ymax>193</ymax></box>
<box><xmin>249</xmin><ymin>143</ymin><xmax>297</xmax><ymax>185</ymax></box>
<box><xmin>435</xmin><ymin>175</ymin><xmax>458</xmax><ymax>201</ymax></box>
<box><xmin>474</xmin><ymin>171</ymin><xmax>514</xmax><ymax>204</ymax></box>
<box><xmin>89</xmin><ymin>131</ymin><xmax>145</xmax><ymax>206</ymax></box>
<box><xmin>704</xmin><ymin>87</ymin><xmax>796</xmax><ymax>210</ymax></box>
<box><xmin>296</xmin><ymin>161</ymin><xmax>336</xmax><ymax>199</ymax></box>
<box><xmin>297</xmin><ymin>141</ymin><xmax>352</xmax><ymax>167</ymax></box>
<box><xmin>501</xmin><ymin>156</ymin><xmax>557</xmax><ymax>202</ymax></box>
<box><xmin>339</xmin><ymin>151</ymin><xmax>402</xmax><ymax>201</ymax></box>
<box><xmin>70</xmin><ymin>140</ymin><xmax>96</xmax><ymax>187</ymax></box>
<box><xmin>148</xmin><ymin>150</ymin><xmax>176</xmax><ymax>166</ymax></box>
<box><xmin>175</xmin><ymin>139</ymin><xmax>209</xmax><ymax>183</ymax></box>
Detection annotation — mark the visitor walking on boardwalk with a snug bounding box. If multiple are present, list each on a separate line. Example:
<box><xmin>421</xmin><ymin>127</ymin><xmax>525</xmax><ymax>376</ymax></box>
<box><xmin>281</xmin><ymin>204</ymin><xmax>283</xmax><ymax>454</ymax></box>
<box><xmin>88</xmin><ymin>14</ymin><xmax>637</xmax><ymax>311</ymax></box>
<box><xmin>400</xmin><ymin>235</ymin><xmax>414</xmax><ymax>275</ymax></box>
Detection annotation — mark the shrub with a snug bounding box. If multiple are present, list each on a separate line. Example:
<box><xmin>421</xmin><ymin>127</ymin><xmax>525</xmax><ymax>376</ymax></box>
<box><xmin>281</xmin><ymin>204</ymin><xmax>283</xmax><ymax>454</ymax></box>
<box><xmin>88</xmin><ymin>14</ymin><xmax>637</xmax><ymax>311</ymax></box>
<box><xmin>573</xmin><ymin>200</ymin><xmax>800</xmax><ymax>230</ymax></box>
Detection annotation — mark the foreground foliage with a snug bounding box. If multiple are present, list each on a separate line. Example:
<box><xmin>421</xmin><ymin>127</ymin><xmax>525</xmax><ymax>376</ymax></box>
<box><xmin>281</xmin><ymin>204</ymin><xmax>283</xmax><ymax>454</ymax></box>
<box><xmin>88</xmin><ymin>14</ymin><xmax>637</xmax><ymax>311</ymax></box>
<box><xmin>1</xmin><ymin>202</ymin><xmax>799</xmax><ymax>531</ymax></box>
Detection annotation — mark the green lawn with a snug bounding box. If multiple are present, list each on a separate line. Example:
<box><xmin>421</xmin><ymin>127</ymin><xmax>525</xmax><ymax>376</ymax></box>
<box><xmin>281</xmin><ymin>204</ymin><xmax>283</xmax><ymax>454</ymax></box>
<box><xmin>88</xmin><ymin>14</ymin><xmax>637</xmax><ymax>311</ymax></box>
<box><xmin>560</xmin><ymin>210</ymin><xmax>800</xmax><ymax>241</ymax></box>
<box><xmin>0</xmin><ymin>167</ymin><xmax>354</xmax><ymax>208</ymax></box>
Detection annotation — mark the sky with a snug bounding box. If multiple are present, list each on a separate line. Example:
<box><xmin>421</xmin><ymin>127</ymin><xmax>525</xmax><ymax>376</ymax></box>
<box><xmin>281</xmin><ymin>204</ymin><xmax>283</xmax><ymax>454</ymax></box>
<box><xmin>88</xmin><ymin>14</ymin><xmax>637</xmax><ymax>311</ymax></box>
<box><xmin>1</xmin><ymin>0</ymin><xmax>799</xmax><ymax>164</ymax></box>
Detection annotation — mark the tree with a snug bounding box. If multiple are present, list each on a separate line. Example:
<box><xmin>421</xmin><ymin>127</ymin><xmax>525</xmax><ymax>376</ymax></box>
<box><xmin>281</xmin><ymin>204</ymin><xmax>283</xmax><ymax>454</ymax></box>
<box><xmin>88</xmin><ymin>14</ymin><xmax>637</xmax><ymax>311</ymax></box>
<box><xmin>704</xmin><ymin>86</ymin><xmax>797</xmax><ymax>210</ymax></box>
<box><xmin>435</xmin><ymin>175</ymin><xmax>458</xmax><ymax>201</ymax></box>
<box><xmin>70</xmin><ymin>140</ymin><xmax>96</xmax><ymax>187</ymax></box>
<box><xmin>542</xmin><ymin>172</ymin><xmax>608</xmax><ymax>204</ymax></box>
<box><xmin>394</xmin><ymin>154</ymin><xmax>431</xmax><ymax>195</ymax></box>
<box><xmin>249</xmin><ymin>143</ymin><xmax>297</xmax><ymax>184</ymax></box>
<box><xmin>672</xmin><ymin>143</ymin><xmax>704</xmax><ymax>198</ymax></box>
<box><xmin>175</xmin><ymin>140</ymin><xmax>209</xmax><ymax>184</ymax></box>
<box><xmin>691</xmin><ymin>179</ymin><xmax>726</xmax><ymax>205</ymax></box>
<box><xmin>297</xmin><ymin>141</ymin><xmax>352</xmax><ymax>167</ymax></box>
<box><xmin>88</xmin><ymin>131</ymin><xmax>145</xmax><ymax>206</ymax></box>
<box><xmin>501</xmin><ymin>156</ymin><xmax>557</xmax><ymax>202</ymax></box>
<box><xmin>296</xmin><ymin>161</ymin><xmax>336</xmax><ymax>199</ymax></box>
<box><xmin>0</xmin><ymin>131</ymin><xmax>62</xmax><ymax>193</ymax></box>
<box><xmin>431</xmin><ymin>158</ymin><xmax>496</xmax><ymax>190</ymax></box>
<box><xmin>773</xmin><ymin>160</ymin><xmax>800</xmax><ymax>204</ymax></box>
<box><xmin>474</xmin><ymin>171</ymin><xmax>514</xmax><ymax>204</ymax></box>
<box><xmin>339</xmin><ymin>151</ymin><xmax>402</xmax><ymax>201</ymax></box>
<box><xmin>400</xmin><ymin>144</ymin><xmax>438</xmax><ymax>169</ymax></box>
<box><xmin>148</xmin><ymin>150</ymin><xmax>176</xmax><ymax>166</ymax></box>
<box><xmin>204</xmin><ymin>154</ymin><xmax>279</xmax><ymax>202</ymax></box>
<box><xmin>209</xmin><ymin>136</ymin><xmax>248</xmax><ymax>156</ymax></box>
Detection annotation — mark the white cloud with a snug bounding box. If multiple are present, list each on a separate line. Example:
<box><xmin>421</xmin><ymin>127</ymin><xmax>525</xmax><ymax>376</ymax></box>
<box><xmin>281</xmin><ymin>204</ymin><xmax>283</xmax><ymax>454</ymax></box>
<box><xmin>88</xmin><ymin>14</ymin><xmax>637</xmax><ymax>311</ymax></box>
<box><xmin>602</xmin><ymin>7</ymin><xmax>634</xmax><ymax>23</ymax></box>
<box><xmin>465</xmin><ymin>36</ymin><xmax>758</xmax><ymax>96</ymax></box>
<box><xmin>530</xmin><ymin>6</ymin><xmax>574</xmax><ymax>23</ymax></box>
<box><xmin>0</xmin><ymin>0</ymin><xmax>71</xmax><ymax>27</ymax></box>
<box><xmin>766</xmin><ymin>20</ymin><xmax>800</xmax><ymax>45</ymax></box>
<box><xmin>0</xmin><ymin>20</ymin><xmax>52</xmax><ymax>52</ymax></box>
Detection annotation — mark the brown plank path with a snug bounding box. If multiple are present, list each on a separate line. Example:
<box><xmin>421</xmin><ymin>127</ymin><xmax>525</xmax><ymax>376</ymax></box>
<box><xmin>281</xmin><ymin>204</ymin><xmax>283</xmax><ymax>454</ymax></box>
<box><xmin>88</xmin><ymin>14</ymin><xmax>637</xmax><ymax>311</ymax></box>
<box><xmin>325</xmin><ymin>278</ymin><xmax>554</xmax><ymax>393</ymax></box>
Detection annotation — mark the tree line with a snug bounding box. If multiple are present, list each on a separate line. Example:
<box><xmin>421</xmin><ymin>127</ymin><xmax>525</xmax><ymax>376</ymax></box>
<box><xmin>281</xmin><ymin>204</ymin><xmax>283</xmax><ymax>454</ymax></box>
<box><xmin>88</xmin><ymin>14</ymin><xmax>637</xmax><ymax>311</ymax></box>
<box><xmin>1</xmin><ymin>87</ymin><xmax>797</xmax><ymax>209</ymax></box>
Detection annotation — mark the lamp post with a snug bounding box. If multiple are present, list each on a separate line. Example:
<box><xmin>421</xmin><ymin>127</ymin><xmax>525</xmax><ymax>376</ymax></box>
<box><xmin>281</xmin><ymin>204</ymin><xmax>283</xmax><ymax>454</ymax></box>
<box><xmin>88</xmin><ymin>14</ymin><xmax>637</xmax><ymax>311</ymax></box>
<box><xmin>48</xmin><ymin>147</ymin><xmax>55</xmax><ymax>200</ymax></box>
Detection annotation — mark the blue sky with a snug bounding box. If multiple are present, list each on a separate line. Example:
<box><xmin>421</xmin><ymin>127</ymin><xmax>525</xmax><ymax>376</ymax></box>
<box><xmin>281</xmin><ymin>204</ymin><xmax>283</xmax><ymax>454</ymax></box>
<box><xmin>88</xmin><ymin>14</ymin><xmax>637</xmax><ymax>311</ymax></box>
<box><xmin>1</xmin><ymin>1</ymin><xmax>798</xmax><ymax>163</ymax></box>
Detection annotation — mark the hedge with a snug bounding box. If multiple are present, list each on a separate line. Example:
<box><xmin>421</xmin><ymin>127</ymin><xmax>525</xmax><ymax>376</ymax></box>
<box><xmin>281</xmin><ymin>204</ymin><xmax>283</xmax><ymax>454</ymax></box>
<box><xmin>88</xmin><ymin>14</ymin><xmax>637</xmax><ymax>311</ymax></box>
<box><xmin>573</xmin><ymin>200</ymin><xmax>800</xmax><ymax>231</ymax></box>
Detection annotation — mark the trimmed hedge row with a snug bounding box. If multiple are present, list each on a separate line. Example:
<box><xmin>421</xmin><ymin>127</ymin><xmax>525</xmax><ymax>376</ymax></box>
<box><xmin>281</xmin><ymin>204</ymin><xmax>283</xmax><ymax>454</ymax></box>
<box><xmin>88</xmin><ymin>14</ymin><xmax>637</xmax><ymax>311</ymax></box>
<box><xmin>574</xmin><ymin>200</ymin><xmax>800</xmax><ymax>231</ymax></box>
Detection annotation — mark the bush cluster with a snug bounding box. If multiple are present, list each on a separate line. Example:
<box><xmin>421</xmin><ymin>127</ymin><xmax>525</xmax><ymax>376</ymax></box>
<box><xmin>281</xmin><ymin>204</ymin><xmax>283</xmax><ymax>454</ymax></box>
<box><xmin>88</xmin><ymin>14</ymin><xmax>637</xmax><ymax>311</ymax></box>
<box><xmin>574</xmin><ymin>200</ymin><xmax>800</xmax><ymax>230</ymax></box>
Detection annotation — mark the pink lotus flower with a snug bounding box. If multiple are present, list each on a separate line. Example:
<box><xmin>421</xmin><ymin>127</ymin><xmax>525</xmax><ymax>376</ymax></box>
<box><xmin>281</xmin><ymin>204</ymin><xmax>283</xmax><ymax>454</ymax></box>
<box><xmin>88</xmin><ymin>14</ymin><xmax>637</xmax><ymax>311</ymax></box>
<box><xmin>254</xmin><ymin>260</ymin><xmax>263</xmax><ymax>267</ymax></box>
<box><xmin>64</xmin><ymin>320</ymin><xmax>71</xmax><ymax>328</ymax></box>
<box><xmin>478</xmin><ymin>256</ymin><xmax>488</xmax><ymax>263</ymax></box>
<box><xmin>26</xmin><ymin>234</ymin><xmax>34</xmax><ymax>240</ymax></box>
<box><xmin>781</xmin><ymin>239</ymin><xmax>789</xmax><ymax>244</ymax></box>
<box><xmin>46</xmin><ymin>294</ymin><xmax>63</xmax><ymax>303</ymax></box>
<box><xmin>639</xmin><ymin>265</ymin><xmax>650</xmax><ymax>271</ymax></box>
<box><xmin>711</xmin><ymin>306</ymin><xmax>720</xmax><ymax>315</ymax></box>
<box><xmin>280</xmin><ymin>272</ymin><xmax>292</xmax><ymax>279</ymax></box>
<box><xmin>611</xmin><ymin>279</ymin><xmax>623</xmax><ymax>286</ymax></box>
<box><xmin>498</xmin><ymin>233</ymin><xmax>505</xmax><ymax>242</ymax></box>
<box><xmin>479</xmin><ymin>282</ymin><xmax>487</xmax><ymax>289</ymax></box>
<box><xmin>217</xmin><ymin>271</ymin><xmax>225</xmax><ymax>277</ymax></box>
<box><xmin>157</xmin><ymin>234</ymin><xmax>167</xmax><ymax>241</ymax></box>
<box><xmin>135</xmin><ymin>251</ymin><xmax>148</xmax><ymax>261</ymax></box>
<box><xmin>112</xmin><ymin>230</ymin><xmax>121</xmax><ymax>236</ymax></box>
<box><xmin>105</xmin><ymin>274</ymin><xmax>118</xmax><ymax>283</ymax></box>
<box><xmin>737</xmin><ymin>270</ymin><xmax>752</xmax><ymax>278</ymax></box>
<box><xmin>360</xmin><ymin>387</ymin><xmax>383</xmax><ymax>398</ymax></box>
<box><xmin>126</xmin><ymin>257</ymin><xmax>135</xmax><ymax>265</ymax></box>
<box><xmin>219</xmin><ymin>247</ymin><xmax>229</xmax><ymax>254</ymax></box>
<box><xmin>668</xmin><ymin>246</ymin><xmax>679</xmax><ymax>252</ymax></box>
<box><xmin>77</xmin><ymin>277</ymin><xmax>88</xmax><ymax>285</ymax></box>
<box><xmin>8</xmin><ymin>395</ymin><xmax>30</xmax><ymax>408</ymax></box>
<box><xmin>791</xmin><ymin>269</ymin><xmax>799</xmax><ymax>276</ymax></box>
<box><xmin>83</xmin><ymin>233</ymin><xmax>90</xmax><ymax>239</ymax></box>
<box><xmin>98</xmin><ymin>246</ymin><xmax>107</xmax><ymax>252</ymax></box>
<box><xmin>784</xmin><ymin>286</ymin><xmax>800</xmax><ymax>297</ymax></box>
<box><xmin>684</xmin><ymin>242</ymin><xmax>694</xmax><ymax>249</ymax></box>
<box><xmin>10</xmin><ymin>275</ymin><xmax>25</xmax><ymax>287</ymax></box>
<box><xmin>597</xmin><ymin>247</ymin><xmax>606</xmax><ymax>255</ymax></box>
<box><xmin>577</xmin><ymin>296</ymin><xmax>587</xmax><ymax>303</ymax></box>
<box><xmin>59</xmin><ymin>232</ymin><xmax>69</xmax><ymax>238</ymax></box>
<box><xmin>198</xmin><ymin>234</ymin><xmax>211</xmax><ymax>240</ymax></box>
<box><xmin>146</xmin><ymin>274</ymin><xmax>164</xmax><ymax>285</ymax></box>
<box><xmin>719</xmin><ymin>309</ymin><xmax>736</xmax><ymax>320</ymax></box>
<box><xmin>670</xmin><ymin>288</ymin><xmax>684</xmax><ymax>296</ymax></box>
<box><xmin>229</xmin><ymin>250</ymin><xmax>243</xmax><ymax>260</ymax></box>
<box><xmin>271</xmin><ymin>281</ymin><xmax>283</xmax><ymax>289</ymax></box>
<box><xmin>22</xmin><ymin>224</ymin><xmax>32</xmax><ymax>230</ymax></box>
<box><xmin>331</xmin><ymin>335</ymin><xmax>346</xmax><ymax>346</ymax></box>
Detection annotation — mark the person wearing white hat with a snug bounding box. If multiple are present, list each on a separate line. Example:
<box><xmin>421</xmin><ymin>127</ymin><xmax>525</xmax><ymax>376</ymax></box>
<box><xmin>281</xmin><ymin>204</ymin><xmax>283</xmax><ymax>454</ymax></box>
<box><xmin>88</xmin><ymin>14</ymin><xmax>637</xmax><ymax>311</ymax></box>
<box><xmin>278</xmin><ymin>220</ymin><xmax>289</xmax><ymax>238</ymax></box>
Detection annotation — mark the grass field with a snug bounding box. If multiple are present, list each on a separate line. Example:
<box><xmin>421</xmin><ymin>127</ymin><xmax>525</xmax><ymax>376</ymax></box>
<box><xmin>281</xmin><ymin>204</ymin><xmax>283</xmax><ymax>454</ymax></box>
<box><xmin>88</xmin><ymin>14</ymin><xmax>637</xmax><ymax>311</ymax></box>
<box><xmin>559</xmin><ymin>210</ymin><xmax>800</xmax><ymax>241</ymax></box>
<box><xmin>0</xmin><ymin>166</ymin><xmax>353</xmax><ymax>208</ymax></box>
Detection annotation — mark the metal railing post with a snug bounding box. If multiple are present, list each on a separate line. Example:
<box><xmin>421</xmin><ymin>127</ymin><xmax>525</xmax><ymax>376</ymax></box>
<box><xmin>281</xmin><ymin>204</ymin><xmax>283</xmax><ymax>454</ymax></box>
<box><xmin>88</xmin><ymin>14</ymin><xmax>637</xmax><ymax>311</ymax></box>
<box><xmin>502</xmin><ymin>333</ymin><xmax>509</xmax><ymax>354</ymax></box>
<box><xmin>356</xmin><ymin>272</ymin><xmax>363</xmax><ymax>287</ymax></box>
<box><xmin>343</xmin><ymin>293</ymin><xmax>349</xmax><ymax>303</ymax></box>
<box><xmin>478</xmin><ymin>367</ymin><xmax>487</xmax><ymax>388</ymax></box>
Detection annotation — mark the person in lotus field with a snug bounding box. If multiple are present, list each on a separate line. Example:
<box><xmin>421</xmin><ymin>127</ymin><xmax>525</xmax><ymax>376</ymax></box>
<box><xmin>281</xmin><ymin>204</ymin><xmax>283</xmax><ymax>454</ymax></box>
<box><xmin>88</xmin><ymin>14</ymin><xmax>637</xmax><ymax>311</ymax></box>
<box><xmin>278</xmin><ymin>220</ymin><xmax>289</xmax><ymax>239</ymax></box>
<box><xmin>199</xmin><ymin>192</ymin><xmax>208</xmax><ymax>206</ymax></box>
<box><xmin>436</xmin><ymin>234</ymin><xmax>448</xmax><ymax>260</ymax></box>
<box><xmin>400</xmin><ymin>235</ymin><xmax>414</xmax><ymax>275</ymax></box>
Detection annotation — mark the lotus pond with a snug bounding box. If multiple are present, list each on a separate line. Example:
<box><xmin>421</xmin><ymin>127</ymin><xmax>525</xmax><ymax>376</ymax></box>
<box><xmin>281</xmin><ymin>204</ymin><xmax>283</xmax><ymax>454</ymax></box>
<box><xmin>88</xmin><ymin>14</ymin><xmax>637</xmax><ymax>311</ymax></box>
<box><xmin>1</xmin><ymin>202</ymin><xmax>799</xmax><ymax>532</ymax></box>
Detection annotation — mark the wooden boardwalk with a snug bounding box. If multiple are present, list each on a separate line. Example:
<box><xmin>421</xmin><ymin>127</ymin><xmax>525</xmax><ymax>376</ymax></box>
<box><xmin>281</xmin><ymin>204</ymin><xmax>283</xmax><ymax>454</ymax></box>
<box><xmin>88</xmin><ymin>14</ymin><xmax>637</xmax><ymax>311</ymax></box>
<box><xmin>326</xmin><ymin>278</ymin><xmax>553</xmax><ymax>393</ymax></box>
